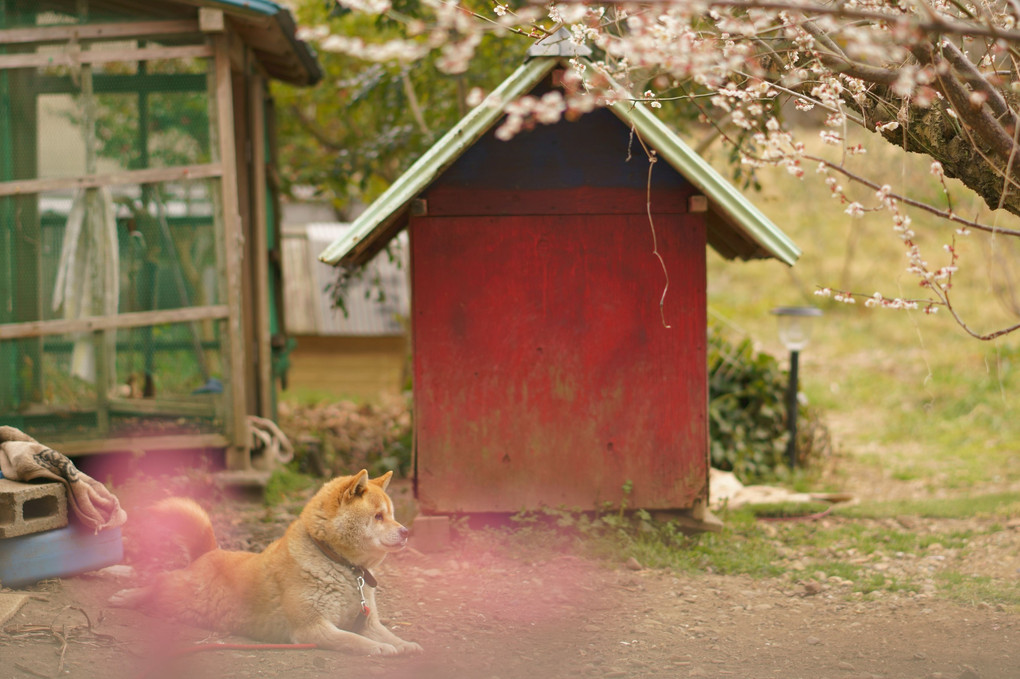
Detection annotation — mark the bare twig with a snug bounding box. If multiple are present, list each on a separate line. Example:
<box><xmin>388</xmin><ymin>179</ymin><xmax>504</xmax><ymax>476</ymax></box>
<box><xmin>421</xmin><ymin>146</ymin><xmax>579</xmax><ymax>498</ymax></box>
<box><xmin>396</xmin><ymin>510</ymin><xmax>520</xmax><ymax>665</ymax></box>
<box><xmin>13</xmin><ymin>662</ymin><xmax>52</xmax><ymax>679</ymax></box>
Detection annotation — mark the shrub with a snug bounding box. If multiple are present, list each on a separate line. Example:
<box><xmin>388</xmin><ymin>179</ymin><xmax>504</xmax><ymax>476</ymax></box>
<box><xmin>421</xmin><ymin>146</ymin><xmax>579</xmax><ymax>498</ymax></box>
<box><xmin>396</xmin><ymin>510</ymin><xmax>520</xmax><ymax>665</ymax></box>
<box><xmin>707</xmin><ymin>323</ymin><xmax>830</xmax><ymax>481</ymax></box>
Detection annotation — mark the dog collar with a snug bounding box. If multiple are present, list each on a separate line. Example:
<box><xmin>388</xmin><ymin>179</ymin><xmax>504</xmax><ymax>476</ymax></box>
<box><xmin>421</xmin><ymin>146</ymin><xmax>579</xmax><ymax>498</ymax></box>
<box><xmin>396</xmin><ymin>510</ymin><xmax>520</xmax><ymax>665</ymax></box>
<box><xmin>310</xmin><ymin>535</ymin><xmax>378</xmax><ymax>588</ymax></box>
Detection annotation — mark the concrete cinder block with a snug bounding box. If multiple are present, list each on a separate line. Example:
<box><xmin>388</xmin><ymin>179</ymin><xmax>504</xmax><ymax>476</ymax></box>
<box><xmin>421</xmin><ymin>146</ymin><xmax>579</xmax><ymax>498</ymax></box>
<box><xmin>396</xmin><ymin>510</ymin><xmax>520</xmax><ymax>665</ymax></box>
<box><xmin>0</xmin><ymin>479</ymin><xmax>68</xmax><ymax>538</ymax></box>
<box><xmin>409</xmin><ymin>515</ymin><xmax>451</xmax><ymax>553</ymax></box>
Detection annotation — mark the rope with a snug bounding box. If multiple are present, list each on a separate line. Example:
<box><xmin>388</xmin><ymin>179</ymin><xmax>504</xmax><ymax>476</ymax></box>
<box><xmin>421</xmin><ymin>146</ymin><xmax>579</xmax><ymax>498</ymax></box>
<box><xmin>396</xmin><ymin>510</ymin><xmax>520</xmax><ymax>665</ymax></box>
<box><xmin>247</xmin><ymin>415</ymin><xmax>294</xmax><ymax>464</ymax></box>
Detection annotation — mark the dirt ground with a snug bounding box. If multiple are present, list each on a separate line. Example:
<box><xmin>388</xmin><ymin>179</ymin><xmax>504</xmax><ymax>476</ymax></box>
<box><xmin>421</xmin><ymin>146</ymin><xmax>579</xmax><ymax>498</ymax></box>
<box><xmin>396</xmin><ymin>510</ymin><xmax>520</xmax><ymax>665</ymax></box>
<box><xmin>2</xmin><ymin>467</ymin><xmax>1018</xmax><ymax>679</ymax></box>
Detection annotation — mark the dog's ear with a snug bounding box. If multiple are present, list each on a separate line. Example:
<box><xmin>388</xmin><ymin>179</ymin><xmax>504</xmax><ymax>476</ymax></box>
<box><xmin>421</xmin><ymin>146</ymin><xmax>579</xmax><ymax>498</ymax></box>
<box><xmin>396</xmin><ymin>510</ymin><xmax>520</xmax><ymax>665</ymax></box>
<box><xmin>371</xmin><ymin>470</ymin><xmax>394</xmax><ymax>492</ymax></box>
<box><xmin>345</xmin><ymin>469</ymin><xmax>370</xmax><ymax>500</ymax></box>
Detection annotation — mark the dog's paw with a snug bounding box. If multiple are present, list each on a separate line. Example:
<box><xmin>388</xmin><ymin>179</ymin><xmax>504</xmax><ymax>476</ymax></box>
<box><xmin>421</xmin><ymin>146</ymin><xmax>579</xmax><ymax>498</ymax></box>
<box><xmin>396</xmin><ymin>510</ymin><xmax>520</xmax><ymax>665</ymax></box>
<box><xmin>108</xmin><ymin>588</ymin><xmax>143</xmax><ymax>607</ymax></box>
<box><xmin>397</xmin><ymin>641</ymin><xmax>423</xmax><ymax>654</ymax></box>
<box><xmin>367</xmin><ymin>643</ymin><xmax>399</xmax><ymax>657</ymax></box>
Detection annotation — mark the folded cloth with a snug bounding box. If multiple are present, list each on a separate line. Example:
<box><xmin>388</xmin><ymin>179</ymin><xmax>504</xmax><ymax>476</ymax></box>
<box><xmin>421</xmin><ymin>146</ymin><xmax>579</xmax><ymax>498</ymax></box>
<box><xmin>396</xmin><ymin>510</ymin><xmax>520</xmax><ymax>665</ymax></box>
<box><xmin>0</xmin><ymin>426</ymin><xmax>127</xmax><ymax>533</ymax></box>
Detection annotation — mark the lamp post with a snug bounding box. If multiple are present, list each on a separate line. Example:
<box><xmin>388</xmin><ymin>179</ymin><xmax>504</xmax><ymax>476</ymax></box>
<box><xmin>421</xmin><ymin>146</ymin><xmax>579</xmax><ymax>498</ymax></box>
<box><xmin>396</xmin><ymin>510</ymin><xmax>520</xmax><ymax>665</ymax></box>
<box><xmin>771</xmin><ymin>306</ymin><xmax>822</xmax><ymax>469</ymax></box>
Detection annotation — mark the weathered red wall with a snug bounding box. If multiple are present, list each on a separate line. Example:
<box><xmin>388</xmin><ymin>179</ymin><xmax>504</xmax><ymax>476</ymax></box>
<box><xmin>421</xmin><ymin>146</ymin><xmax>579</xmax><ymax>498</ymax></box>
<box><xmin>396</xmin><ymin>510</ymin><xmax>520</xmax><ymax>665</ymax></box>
<box><xmin>412</xmin><ymin>210</ymin><xmax>707</xmax><ymax>512</ymax></box>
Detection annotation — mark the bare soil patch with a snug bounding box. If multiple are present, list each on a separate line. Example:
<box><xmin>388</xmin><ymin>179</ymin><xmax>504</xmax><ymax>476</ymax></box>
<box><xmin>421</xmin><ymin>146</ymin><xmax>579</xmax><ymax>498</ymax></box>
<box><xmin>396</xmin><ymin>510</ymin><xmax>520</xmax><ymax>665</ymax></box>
<box><xmin>2</xmin><ymin>472</ymin><xmax>1018</xmax><ymax>679</ymax></box>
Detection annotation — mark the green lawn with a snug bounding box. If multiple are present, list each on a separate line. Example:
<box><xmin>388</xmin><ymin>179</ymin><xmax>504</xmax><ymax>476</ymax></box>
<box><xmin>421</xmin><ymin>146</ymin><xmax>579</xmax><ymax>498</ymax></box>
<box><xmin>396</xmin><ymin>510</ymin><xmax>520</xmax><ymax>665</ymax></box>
<box><xmin>703</xmin><ymin>126</ymin><xmax>1020</xmax><ymax>494</ymax></box>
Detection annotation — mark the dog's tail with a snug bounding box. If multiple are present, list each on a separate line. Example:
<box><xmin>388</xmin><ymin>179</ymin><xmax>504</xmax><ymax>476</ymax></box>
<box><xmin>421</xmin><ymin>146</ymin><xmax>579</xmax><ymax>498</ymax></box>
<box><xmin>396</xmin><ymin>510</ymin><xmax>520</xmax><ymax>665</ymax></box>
<box><xmin>151</xmin><ymin>497</ymin><xmax>219</xmax><ymax>562</ymax></box>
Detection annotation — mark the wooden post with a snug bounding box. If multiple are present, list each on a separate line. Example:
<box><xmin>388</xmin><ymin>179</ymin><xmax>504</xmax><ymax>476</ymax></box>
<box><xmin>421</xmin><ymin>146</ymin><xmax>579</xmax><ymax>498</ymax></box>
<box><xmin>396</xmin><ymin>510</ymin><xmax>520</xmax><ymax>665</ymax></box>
<box><xmin>81</xmin><ymin>58</ymin><xmax>112</xmax><ymax>435</ymax></box>
<box><xmin>0</xmin><ymin>3</ymin><xmax>15</xmax><ymax>412</ymax></box>
<box><xmin>207</xmin><ymin>26</ymin><xmax>250</xmax><ymax>469</ymax></box>
<box><xmin>0</xmin><ymin>5</ymin><xmax>42</xmax><ymax>411</ymax></box>
<box><xmin>250</xmin><ymin>72</ymin><xmax>273</xmax><ymax>421</ymax></box>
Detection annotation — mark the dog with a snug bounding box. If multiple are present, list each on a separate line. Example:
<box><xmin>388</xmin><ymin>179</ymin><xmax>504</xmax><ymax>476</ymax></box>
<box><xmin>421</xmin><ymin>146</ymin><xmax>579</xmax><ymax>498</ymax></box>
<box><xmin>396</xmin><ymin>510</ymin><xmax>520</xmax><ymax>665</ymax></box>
<box><xmin>110</xmin><ymin>470</ymin><xmax>422</xmax><ymax>656</ymax></box>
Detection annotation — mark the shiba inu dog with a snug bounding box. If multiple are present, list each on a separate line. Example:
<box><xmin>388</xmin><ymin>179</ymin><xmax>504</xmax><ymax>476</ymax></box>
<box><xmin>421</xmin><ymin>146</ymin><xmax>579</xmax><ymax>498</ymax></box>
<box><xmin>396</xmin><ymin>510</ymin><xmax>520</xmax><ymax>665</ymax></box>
<box><xmin>110</xmin><ymin>470</ymin><xmax>422</xmax><ymax>656</ymax></box>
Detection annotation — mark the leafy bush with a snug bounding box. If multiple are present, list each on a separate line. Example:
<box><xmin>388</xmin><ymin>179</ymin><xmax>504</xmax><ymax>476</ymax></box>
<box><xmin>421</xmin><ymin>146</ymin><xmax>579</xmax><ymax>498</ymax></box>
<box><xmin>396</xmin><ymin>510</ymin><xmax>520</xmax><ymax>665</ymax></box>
<box><xmin>279</xmin><ymin>395</ymin><xmax>413</xmax><ymax>478</ymax></box>
<box><xmin>708</xmin><ymin>323</ymin><xmax>830</xmax><ymax>481</ymax></box>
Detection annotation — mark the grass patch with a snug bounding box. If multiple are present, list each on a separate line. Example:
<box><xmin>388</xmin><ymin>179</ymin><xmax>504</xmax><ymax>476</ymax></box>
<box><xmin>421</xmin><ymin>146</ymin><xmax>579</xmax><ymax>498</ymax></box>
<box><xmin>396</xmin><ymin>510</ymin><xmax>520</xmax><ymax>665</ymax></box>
<box><xmin>745</xmin><ymin>501</ymin><xmax>834</xmax><ymax>518</ymax></box>
<box><xmin>835</xmin><ymin>492</ymin><xmax>1020</xmax><ymax>520</ymax></box>
<box><xmin>481</xmin><ymin>506</ymin><xmax>787</xmax><ymax>579</ymax></box>
<box><xmin>637</xmin><ymin>510</ymin><xmax>785</xmax><ymax>577</ymax></box>
<box><xmin>777</xmin><ymin>517</ymin><xmax>973</xmax><ymax>555</ymax></box>
<box><xmin>264</xmin><ymin>464</ymin><xmax>321</xmax><ymax>507</ymax></box>
<box><xmin>469</xmin><ymin>506</ymin><xmax>994</xmax><ymax>604</ymax></box>
<box><xmin>938</xmin><ymin>571</ymin><xmax>1020</xmax><ymax>609</ymax></box>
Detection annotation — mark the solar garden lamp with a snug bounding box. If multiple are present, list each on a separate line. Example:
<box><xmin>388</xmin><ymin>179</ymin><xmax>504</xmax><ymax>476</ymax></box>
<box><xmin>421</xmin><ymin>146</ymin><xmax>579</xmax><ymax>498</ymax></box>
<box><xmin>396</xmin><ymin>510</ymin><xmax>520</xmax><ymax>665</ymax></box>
<box><xmin>771</xmin><ymin>306</ymin><xmax>823</xmax><ymax>469</ymax></box>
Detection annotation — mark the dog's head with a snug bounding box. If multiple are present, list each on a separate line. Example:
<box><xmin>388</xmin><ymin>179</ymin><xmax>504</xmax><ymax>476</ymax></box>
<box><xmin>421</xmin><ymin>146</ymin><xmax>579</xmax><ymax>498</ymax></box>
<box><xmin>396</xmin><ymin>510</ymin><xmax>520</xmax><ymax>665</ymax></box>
<box><xmin>306</xmin><ymin>470</ymin><xmax>409</xmax><ymax>566</ymax></box>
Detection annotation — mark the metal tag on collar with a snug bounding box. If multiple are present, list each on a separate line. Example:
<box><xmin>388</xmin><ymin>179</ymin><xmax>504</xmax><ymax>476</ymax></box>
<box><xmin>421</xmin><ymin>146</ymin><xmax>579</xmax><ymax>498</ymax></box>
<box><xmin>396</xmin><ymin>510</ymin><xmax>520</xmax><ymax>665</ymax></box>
<box><xmin>357</xmin><ymin>575</ymin><xmax>370</xmax><ymax>617</ymax></box>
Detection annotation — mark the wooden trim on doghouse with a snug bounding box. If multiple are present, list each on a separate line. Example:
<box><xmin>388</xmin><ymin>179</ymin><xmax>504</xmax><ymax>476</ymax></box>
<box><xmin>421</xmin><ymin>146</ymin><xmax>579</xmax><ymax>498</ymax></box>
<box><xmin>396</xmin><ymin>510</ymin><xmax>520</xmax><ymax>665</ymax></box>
<box><xmin>210</xmin><ymin>32</ymin><xmax>250</xmax><ymax>468</ymax></box>
<box><xmin>423</xmin><ymin>185</ymin><xmax>695</xmax><ymax>217</ymax></box>
<box><xmin>0</xmin><ymin>20</ymin><xmax>200</xmax><ymax>46</ymax></box>
<box><xmin>0</xmin><ymin>305</ymin><xmax>230</xmax><ymax>340</ymax></box>
<box><xmin>0</xmin><ymin>163</ymin><xmax>222</xmax><ymax>198</ymax></box>
<box><xmin>0</xmin><ymin>43</ymin><xmax>213</xmax><ymax>71</ymax></box>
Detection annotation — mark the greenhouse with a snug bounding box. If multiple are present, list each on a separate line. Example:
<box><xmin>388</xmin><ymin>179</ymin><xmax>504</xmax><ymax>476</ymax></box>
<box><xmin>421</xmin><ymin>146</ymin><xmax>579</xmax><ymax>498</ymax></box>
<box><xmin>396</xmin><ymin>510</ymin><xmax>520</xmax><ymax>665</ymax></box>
<box><xmin>0</xmin><ymin>0</ymin><xmax>320</xmax><ymax>468</ymax></box>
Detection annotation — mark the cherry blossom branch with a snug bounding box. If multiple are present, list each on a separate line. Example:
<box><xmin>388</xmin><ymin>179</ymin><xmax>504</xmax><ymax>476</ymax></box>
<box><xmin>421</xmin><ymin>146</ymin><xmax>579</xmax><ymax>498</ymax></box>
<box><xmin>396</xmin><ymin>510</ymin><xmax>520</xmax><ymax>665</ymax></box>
<box><xmin>804</xmin><ymin>156</ymin><xmax>1020</xmax><ymax>238</ymax></box>
<box><xmin>580</xmin><ymin>0</ymin><xmax>1020</xmax><ymax>43</ymax></box>
<box><xmin>817</xmin><ymin>286</ymin><xmax>1020</xmax><ymax>340</ymax></box>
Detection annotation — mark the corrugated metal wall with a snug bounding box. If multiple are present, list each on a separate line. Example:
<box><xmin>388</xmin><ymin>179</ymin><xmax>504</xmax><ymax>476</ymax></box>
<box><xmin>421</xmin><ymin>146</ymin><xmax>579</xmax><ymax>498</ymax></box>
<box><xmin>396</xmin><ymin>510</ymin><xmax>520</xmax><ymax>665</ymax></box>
<box><xmin>282</xmin><ymin>222</ymin><xmax>409</xmax><ymax>337</ymax></box>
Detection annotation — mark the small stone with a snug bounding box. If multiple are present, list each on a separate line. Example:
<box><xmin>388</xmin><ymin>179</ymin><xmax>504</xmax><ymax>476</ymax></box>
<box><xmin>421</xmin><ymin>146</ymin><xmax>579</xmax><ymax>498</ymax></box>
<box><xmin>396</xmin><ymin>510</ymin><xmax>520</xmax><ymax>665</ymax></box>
<box><xmin>625</xmin><ymin>557</ymin><xmax>643</xmax><ymax>571</ymax></box>
<box><xmin>802</xmin><ymin>580</ymin><xmax>824</xmax><ymax>596</ymax></box>
<box><xmin>958</xmin><ymin>665</ymin><xmax>981</xmax><ymax>679</ymax></box>
<box><xmin>838</xmin><ymin>661</ymin><xmax>855</xmax><ymax>671</ymax></box>
<box><xmin>805</xmin><ymin>636</ymin><xmax>821</xmax><ymax>646</ymax></box>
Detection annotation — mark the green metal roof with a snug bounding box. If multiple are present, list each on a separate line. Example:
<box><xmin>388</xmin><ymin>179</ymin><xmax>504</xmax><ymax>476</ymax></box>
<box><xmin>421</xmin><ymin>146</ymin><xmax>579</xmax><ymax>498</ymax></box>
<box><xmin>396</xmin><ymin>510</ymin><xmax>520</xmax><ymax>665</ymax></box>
<box><xmin>319</xmin><ymin>56</ymin><xmax>799</xmax><ymax>267</ymax></box>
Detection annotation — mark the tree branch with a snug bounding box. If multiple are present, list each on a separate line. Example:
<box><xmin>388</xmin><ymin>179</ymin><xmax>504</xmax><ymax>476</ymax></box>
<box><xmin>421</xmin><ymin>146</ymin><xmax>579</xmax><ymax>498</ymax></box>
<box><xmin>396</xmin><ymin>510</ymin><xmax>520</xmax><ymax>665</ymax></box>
<box><xmin>939</xmin><ymin>39</ymin><xmax>1016</xmax><ymax>127</ymax></box>
<box><xmin>911</xmin><ymin>42</ymin><xmax>1018</xmax><ymax>166</ymax></box>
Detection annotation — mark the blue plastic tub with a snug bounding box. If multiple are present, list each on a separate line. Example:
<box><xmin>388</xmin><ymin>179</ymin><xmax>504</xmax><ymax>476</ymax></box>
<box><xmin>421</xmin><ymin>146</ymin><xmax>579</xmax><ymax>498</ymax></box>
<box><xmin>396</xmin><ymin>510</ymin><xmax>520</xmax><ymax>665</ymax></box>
<box><xmin>0</xmin><ymin>521</ymin><xmax>123</xmax><ymax>588</ymax></box>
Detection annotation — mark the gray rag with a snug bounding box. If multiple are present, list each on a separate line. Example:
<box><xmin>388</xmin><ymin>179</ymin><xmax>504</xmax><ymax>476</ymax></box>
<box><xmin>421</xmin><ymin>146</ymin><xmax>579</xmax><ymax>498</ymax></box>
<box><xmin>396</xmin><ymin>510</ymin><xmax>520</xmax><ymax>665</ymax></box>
<box><xmin>0</xmin><ymin>426</ymin><xmax>127</xmax><ymax>533</ymax></box>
